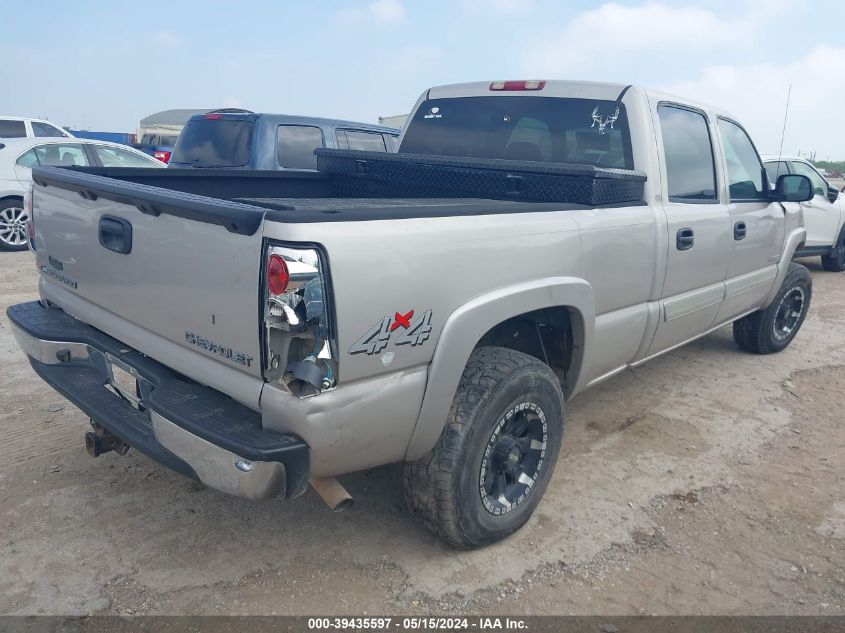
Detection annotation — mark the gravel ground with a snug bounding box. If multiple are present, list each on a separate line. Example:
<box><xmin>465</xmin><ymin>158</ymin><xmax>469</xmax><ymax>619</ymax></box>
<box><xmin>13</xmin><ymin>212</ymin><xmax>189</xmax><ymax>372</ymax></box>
<box><xmin>0</xmin><ymin>250</ymin><xmax>843</xmax><ymax>616</ymax></box>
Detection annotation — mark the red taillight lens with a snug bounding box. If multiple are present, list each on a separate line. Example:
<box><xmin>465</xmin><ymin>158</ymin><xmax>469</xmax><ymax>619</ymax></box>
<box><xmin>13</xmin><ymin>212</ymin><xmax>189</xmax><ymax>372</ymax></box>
<box><xmin>153</xmin><ymin>150</ymin><xmax>171</xmax><ymax>163</ymax></box>
<box><xmin>267</xmin><ymin>254</ymin><xmax>290</xmax><ymax>295</ymax></box>
<box><xmin>204</xmin><ymin>113</ymin><xmax>223</xmax><ymax>120</ymax></box>
<box><xmin>489</xmin><ymin>80</ymin><xmax>546</xmax><ymax>91</ymax></box>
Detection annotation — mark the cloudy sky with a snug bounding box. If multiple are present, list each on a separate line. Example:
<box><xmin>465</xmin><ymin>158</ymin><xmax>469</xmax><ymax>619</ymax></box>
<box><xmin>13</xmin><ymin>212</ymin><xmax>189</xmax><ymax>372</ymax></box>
<box><xmin>2</xmin><ymin>0</ymin><xmax>843</xmax><ymax>158</ymax></box>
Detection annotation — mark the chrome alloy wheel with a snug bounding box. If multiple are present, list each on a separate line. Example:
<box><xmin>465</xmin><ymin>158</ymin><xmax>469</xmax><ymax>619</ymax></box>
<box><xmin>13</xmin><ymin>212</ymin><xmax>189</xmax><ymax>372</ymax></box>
<box><xmin>0</xmin><ymin>205</ymin><xmax>28</xmax><ymax>248</ymax></box>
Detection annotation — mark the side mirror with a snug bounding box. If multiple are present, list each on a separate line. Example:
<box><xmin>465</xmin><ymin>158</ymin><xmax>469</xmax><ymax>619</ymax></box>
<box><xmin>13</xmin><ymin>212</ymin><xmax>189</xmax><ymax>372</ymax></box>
<box><xmin>828</xmin><ymin>186</ymin><xmax>840</xmax><ymax>204</ymax></box>
<box><xmin>772</xmin><ymin>174</ymin><xmax>813</xmax><ymax>202</ymax></box>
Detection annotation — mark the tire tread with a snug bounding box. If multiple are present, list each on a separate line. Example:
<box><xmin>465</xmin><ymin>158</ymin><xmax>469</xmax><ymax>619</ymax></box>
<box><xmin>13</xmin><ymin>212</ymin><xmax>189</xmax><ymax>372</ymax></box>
<box><xmin>403</xmin><ymin>347</ymin><xmax>559</xmax><ymax>547</ymax></box>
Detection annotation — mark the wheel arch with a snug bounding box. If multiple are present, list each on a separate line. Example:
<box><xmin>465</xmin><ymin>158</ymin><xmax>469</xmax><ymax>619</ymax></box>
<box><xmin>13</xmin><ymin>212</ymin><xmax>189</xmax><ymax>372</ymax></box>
<box><xmin>404</xmin><ymin>277</ymin><xmax>594</xmax><ymax>461</ymax></box>
<box><xmin>765</xmin><ymin>227</ymin><xmax>807</xmax><ymax>306</ymax></box>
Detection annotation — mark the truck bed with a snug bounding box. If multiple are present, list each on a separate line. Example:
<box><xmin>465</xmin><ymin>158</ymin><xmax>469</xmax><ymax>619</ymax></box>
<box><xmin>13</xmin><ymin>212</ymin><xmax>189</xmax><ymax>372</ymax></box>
<box><xmin>38</xmin><ymin>166</ymin><xmax>645</xmax><ymax>231</ymax></box>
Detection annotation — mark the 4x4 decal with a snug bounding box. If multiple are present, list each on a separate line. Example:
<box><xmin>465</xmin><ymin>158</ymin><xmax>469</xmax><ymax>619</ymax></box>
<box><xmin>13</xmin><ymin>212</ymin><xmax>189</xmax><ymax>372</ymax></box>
<box><xmin>349</xmin><ymin>309</ymin><xmax>433</xmax><ymax>356</ymax></box>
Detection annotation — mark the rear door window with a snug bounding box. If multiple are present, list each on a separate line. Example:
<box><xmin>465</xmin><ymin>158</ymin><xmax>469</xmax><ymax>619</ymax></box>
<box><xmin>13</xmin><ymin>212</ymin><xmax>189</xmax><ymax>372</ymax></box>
<box><xmin>0</xmin><ymin>120</ymin><xmax>27</xmax><ymax>138</ymax></box>
<box><xmin>32</xmin><ymin>122</ymin><xmax>67</xmax><ymax>137</ymax></box>
<box><xmin>33</xmin><ymin>144</ymin><xmax>89</xmax><ymax>167</ymax></box>
<box><xmin>91</xmin><ymin>145</ymin><xmax>160</xmax><ymax>167</ymax></box>
<box><xmin>170</xmin><ymin>118</ymin><xmax>254</xmax><ymax>167</ymax></box>
<box><xmin>277</xmin><ymin>125</ymin><xmax>324</xmax><ymax>169</ymax></box>
<box><xmin>658</xmin><ymin>105</ymin><xmax>717</xmax><ymax>202</ymax></box>
<box><xmin>338</xmin><ymin>129</ymin><xmax>388</xmax><ymax>152</ymax></box>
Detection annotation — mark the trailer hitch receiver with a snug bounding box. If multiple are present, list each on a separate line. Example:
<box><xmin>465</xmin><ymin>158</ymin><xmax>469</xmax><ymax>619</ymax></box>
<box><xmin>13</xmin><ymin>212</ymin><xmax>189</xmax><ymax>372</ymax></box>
<box><xmin>85</xmin><ymin>422</ymin><xmax>130</xmax><ymax>457</ymax></box>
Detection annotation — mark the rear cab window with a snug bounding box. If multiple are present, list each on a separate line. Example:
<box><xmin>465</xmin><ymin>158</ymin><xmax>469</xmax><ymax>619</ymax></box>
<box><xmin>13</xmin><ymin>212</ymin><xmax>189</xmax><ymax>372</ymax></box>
<box><xmin>399</xmin><ymin>96</ymin><xmax>634</xmax><ymax>169</ymax></box>
<box><xmin>277</xmin><ymin>125</ymin><xmax>324</xmax><ymax>169</ymax></box>
<box><xmin>0</xmin><ymin>120</ymin><xmax>27</xmax><ymax>138</ymax></box>
<box><xmin>170</xmin><ymin>116</ymin><xmax>255</xmax><ymax>167</ymax></box>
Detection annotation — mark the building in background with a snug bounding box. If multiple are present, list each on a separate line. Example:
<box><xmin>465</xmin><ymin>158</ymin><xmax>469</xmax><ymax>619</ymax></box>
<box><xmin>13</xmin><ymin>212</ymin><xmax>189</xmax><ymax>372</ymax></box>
<box><xmin>378</xmin><ymin>114</ymin><xmax>408</xmax><ymax>129</ymax></box>
<box><xmin>137</xmin><ymin>109</ymin><xmax>211</xmax><ymax>142</ymax></box>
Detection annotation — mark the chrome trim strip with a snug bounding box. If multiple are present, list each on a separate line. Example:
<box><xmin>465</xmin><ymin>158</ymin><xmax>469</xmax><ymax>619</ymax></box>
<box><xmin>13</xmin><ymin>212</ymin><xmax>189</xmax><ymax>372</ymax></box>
<box><xmin>151</xmin><ymin>412</ymin><xmax>287</xmax><ymax>501</ymax></box>
<box><xmin>9</xmin><ymin>320</ymin><xmax>90</xmax><ymax>364</ymax></box>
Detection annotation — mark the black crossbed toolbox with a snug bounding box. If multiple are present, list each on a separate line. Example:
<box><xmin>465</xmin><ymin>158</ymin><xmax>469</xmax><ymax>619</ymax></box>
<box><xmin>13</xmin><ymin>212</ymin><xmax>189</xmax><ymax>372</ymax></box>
<box><xmin>315</xmin><ymin>148</ymin><xmax>647</xmax><ymax>206</ymax></box>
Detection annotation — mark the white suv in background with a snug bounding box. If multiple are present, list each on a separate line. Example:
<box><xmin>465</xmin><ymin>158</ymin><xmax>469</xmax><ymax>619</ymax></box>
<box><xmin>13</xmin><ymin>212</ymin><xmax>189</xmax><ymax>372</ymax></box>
<box><xmin>0</xmin><ymin>116</ymin><xmax>74</xmax><ymax>139</ymax></box>
<box><xmin>763</xmin><ymin>155</ymin><xmax>845</xmax><ymax>271</ymax></box>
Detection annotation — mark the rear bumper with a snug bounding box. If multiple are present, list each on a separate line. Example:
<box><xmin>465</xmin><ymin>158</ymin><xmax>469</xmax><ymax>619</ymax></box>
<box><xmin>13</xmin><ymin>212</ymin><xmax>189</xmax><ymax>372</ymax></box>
<box><xmin>7</xmin><ymin>301</ymin><xmax>309</xmax><ymax>501</ymax></box>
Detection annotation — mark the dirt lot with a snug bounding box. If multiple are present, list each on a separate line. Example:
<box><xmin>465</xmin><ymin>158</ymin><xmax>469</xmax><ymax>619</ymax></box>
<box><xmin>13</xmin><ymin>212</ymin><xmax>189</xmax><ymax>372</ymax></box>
<box><xmin>1</xmin><ymin>250</ymin><xmax>844</xmax><ymax>616</ymax></box>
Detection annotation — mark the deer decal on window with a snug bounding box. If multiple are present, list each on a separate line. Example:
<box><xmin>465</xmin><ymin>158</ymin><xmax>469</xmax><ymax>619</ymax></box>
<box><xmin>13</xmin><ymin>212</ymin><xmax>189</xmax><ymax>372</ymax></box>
<box><xmin>591</xmin><ymin>106</ymin><xmax>620</xmax><ymax>135</ymax></box>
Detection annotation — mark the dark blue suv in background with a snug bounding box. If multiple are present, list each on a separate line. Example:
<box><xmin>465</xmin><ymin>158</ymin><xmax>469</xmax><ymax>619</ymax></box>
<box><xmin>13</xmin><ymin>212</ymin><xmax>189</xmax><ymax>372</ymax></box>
<box><xmin>168</xmin><ymin>111</ymin><xmax>399</xmax><ymax>170</ymax></box>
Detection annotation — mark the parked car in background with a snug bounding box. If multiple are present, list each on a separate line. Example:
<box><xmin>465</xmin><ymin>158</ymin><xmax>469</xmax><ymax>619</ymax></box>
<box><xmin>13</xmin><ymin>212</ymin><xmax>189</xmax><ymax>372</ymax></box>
<box><xmin>763</xmin><ymin>155</ymin><xmax>845</xmax><ymax>271</ymax></box>
<box><xmin>0</xmin><ymin>117</ymin><xmax>74</xmax><ymax>139</ymax></box>
<box><xmin>132</xmin><ymin>132</ymin><xmax>180</xmax><ymax>164</ymax></box>
<box><xmin>0</xmin><ymin>137</ymin><xmax>164</xmax><ymax>251</ymax></box>
<box><xmin>168</xmin><ymin>111</ymin><xmax>399</xmax><ymax>170</ymax></box>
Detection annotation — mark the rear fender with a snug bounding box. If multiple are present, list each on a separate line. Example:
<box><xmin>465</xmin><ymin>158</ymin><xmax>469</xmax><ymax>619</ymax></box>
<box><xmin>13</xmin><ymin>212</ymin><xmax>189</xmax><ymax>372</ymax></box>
<box><xmin>404</xmin><ymin>277</ymin><xmax>594</xmax><ymax>461</ymax></box>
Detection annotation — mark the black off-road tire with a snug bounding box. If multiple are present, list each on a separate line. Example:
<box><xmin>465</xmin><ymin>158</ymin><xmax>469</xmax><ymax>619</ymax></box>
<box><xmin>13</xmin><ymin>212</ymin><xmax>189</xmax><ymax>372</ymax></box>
<box><xmin>821</xmin><ymin>230</ymin><xmax>845</xmax><ymax>272</ymax></box>
<box><xmin>733</xmin><ymin>262</ymin><xmax>812</xmax><ymax>354</ymax></box>
<box><xmin>403</xmin><ymin>346</ymin><xmax>564</xmax><ymax>548</ymax></box>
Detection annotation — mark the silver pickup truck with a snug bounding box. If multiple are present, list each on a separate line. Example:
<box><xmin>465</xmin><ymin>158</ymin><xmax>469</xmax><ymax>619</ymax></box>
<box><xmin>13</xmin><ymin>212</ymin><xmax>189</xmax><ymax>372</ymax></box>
<box><xmin>8</xmin><ymin>80</ymin><xmax>815</xmax><ymax>548</ymax></box>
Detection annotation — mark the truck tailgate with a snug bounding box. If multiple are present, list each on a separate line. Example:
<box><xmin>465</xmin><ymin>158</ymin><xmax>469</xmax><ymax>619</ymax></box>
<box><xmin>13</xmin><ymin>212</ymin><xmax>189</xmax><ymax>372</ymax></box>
<box><xmin>31</xmin><ymin>167</ymin><xmax>266</xmax><ymax>383</ymax></box>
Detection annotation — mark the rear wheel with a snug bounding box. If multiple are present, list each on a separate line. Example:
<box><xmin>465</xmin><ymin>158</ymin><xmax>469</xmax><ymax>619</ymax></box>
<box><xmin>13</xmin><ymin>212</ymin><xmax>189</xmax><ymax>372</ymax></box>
<box><xmin>733</xmin><ymin>262</ymin><xmax>811</xmax><ymax>354</ymax></box>
<box><xmin>403</xmin><ymin>346</ymin><xmax>564</xmax><ymax>548</ymax></box>
<box><xmin>821</xmin><ymin>230</ymin><xmax>845</xmax><ymax>272</ymax></box>
<box><xmin>0</xmin><ymin>199</ymin><xmax>28</xmax><ymax>252</ymax></box>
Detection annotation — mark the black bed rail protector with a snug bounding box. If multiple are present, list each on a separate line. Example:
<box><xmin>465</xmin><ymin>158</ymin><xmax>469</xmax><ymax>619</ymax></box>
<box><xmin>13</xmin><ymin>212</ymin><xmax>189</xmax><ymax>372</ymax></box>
<box><xmin>31</xmin><ymin>165</ymin><xmax>271</xmax><ymax>236</ymax></box>
<box><xmin>65</xmin><ymin>166</ymin><xmax>333</xmax><ymax>200</ymax></box>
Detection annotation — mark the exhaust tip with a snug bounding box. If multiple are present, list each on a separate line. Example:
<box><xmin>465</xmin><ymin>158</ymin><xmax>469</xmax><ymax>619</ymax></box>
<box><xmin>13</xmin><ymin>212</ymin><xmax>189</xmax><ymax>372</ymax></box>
<box><xmin>309</xmin><ymin>476</ymin><xmax>354</xmax><ymax>512</ymax></box>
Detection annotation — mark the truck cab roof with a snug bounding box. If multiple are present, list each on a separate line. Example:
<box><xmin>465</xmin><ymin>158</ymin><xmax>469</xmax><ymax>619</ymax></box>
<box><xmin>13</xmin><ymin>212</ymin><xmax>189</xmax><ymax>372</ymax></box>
<box><xmin>422</xmin><ymin>79</ymin><xmax>738</xmax><ymax>121</ymax></box>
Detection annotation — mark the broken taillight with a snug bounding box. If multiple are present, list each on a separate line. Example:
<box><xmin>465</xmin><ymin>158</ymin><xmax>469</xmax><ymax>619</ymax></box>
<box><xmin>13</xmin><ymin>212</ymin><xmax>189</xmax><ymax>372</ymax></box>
<box><xmin>263</xmin><ymin>245</ymin><xmax>337</xmax><ymax>397</ymax></box>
